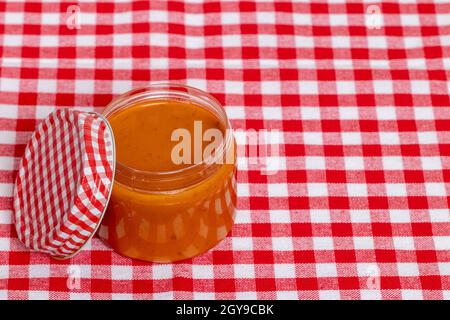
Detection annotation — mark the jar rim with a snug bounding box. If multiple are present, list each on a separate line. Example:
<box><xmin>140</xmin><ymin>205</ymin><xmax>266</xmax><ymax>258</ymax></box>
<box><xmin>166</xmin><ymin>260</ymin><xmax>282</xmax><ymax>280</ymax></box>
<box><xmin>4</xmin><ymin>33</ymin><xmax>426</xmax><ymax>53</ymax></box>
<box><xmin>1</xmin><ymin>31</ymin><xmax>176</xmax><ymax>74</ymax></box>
<box><xmin>102</xmin><ymin>82</ymin><xmax>234</xmax><ymax>190</ymax></box>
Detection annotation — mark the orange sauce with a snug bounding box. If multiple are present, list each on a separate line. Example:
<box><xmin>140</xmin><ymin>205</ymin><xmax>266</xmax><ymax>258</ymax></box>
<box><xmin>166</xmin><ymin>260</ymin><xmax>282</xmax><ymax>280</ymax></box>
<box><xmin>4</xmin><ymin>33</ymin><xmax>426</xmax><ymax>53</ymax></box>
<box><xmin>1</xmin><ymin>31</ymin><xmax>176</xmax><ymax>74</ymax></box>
<box><xmin>99</xmin><ymin>99</ymin><xmax>237</xmax><ymax>262</ymax></box>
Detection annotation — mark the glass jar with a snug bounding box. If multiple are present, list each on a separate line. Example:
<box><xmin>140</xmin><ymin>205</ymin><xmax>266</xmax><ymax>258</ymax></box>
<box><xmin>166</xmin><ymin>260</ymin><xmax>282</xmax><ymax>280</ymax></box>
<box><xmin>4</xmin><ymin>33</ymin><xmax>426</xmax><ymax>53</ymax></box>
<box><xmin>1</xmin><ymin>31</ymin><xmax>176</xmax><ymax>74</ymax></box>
<box><xmin>98</xmin><ymin>84</ymin><xmax>237</xmax><ymax>262</ymax></box>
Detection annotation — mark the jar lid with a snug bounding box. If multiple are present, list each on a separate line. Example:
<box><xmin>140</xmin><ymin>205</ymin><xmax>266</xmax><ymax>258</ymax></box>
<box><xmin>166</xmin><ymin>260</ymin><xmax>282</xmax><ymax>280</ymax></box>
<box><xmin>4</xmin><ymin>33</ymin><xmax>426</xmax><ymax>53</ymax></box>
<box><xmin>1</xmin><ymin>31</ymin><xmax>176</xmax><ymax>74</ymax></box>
<box><xmin>13</xmin><ymin>109</ymin><xmax>115</xmax><ymax>259</ymax></box>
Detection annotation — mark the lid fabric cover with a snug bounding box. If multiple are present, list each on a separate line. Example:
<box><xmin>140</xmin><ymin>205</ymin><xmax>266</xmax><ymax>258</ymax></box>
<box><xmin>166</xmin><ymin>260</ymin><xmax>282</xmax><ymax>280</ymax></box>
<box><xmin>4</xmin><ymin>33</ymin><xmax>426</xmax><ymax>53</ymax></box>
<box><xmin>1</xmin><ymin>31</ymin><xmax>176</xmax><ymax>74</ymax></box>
<box><xmin>13</xmin><ymin>109</ymin><xmax>115</xmax><ymax>259</ymax></box>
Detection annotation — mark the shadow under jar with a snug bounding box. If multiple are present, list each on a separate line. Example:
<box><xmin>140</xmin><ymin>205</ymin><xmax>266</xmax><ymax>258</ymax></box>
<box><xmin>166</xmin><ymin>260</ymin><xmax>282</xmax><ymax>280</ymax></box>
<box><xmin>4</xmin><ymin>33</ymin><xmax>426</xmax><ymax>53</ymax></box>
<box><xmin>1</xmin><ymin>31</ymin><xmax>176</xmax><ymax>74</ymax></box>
<box><xmin>98</xmin><ymin>84</ymin><xmax>237</xmax><ymax>262</ymax></box>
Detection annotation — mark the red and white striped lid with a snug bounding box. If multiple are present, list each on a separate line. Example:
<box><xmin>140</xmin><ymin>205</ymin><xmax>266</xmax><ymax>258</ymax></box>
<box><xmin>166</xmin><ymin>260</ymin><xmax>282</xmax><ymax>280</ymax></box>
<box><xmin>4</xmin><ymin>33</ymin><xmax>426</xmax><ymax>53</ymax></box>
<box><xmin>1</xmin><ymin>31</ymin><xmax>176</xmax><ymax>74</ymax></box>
<box><xmin>13</xmin><ymin>109</ymin><xmax>115</xmax><ymax>259</ymax></box>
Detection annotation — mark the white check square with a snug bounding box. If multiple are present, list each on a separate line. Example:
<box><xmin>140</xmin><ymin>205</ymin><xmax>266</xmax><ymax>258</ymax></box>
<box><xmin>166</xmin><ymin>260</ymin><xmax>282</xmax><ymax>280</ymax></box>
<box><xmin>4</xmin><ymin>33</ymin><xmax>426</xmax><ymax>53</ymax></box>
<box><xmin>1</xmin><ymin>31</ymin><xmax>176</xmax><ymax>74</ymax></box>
<box><xmin>313</xmin><ymin>237</ymin><xmax>334</xmax><ymax>250</ymax></box>
<box><xmin>344</xmin><ymin>157</ymin><xmax>365</xmax><ymax>170</ymax></box>
<box><xmin>152</xmin><ymin>264</ymin><xmax>173</xmax><ymax>279</ymax></box>
<box><xmin>299</xmin><ymin>81</ymin><xmax>318</xmax><ymax>94</ymax></box>
<box><xmin>234</xmin><ymin>264</ymin><xmax>254</xmax><ymax>278</ymax></box>
<box><xmin>350</xmin><ymin>210</ymin><xmax>371</xmax><ymax>223</ymax></box>
<box><xmin>237</xmin><ymin>183</ymin><xmax>249</xmax><ymax>197</ymax></box>
<box><xmin>3</xmin><ymin>35</ymin><xmax>22</xmax><ymax>46</ymax></box>
<box><xmin>149</xmin><ymin>10</ymin><xmax>168</xmax><ymax>23</ymax></box>
<box><xmin>310</xmin><ymin>210</ymin><xmax>331</xmax><ymax>223</ymax></box>
<box><xmin>301</xmin><ymin>107</ymin><xmax>321</xmax><ymax>120</ymax></box>
<box><xmin>393</xmin><ymin>236</ymin><xmax>415</xmax><ymax>250</ymax></box>
<box><xmin>303</xmin><ymin>132</ymin><xmax>323</xmax><ymax>145</ymax></box>
<box><xmin>347</xmin><ymin>184</ymin><xmax>368</xmax><ymax>197</ymax></box>
<box><xmin>401</xmin><ymin>14</ymin><xmax>420</xmax><ymax>26</ymax></box>
<box><xmin>425</xmin><ymin>183</ymin><xmax>447</xmax><ymax>196</ymax></box>
<box><xmin>268</xmin><ymin>183</ymin><xmax>288</xmax><ymax>197</ymax></box>
<box><xmin>4</xmin><ymin>12</ymin><xmax>24</xmax><ymax>24</ymax></box>
<box><xmin>319</xmin><ymin>290</ymin><xmax>341</xmax><ymax>300</ymax></box>
<box><xmin>185</xmin><ymin>13</ymin><xmax>204</xmax><ymax>26</ymax></box>
<box><xmin>414</xmin><ymin>107</ymin><xmax>434</xmax><ymax>120</ymax></box>
<box><xmin>114</xmin><ymin>12</ymin><xmax>132</xmax><ymax>24</ymax></box>
<box><xmin>373</xmin><ymin>81</ymin><xmax>394</xmax><ymax>95</ymax></box>
<box><xmin>0</xmin><ymin>78</ymin><xmax>20</xmax><ymax>92</ymax></box>
<box><xmin>305</xmin><ymin>156</ymin><xmax>326</xmax><ymax>170</ymax></box>
<box><xmin>336</xmin><ymin>80</ymin><xmax>355</xmax><ymax>94</ymax></box>
<box><xmin>111</xmin><ymin>265</ymin><xmax>133</xmax><ymax>280</ymax></box>
<box><xmin>329</xmin><ymin>14</ymin><xmax>348</xmax><ymax>26</ymax></box>
<box><xmin>341</xmin><ymin>132</ymin><xmax>362</xmax><ymax>145</ymax></box>
<box><xmin>221</xmin><ymin>35</ymin><xmax>242</xmax><ymax>47</ymax></box>
<box><xmin>367</xmin><ymin>36</ymin><xmax>387</xmax><ymax>49</ymax></box>
<box><xmin>316</xmin><ymin>263</ymin><xmax>338</xmax><ymax>277</ymax></box>
<box><xmin>269</xmin><ymin>210</ymin><xmax>291</xmax><ymax>223</ymax></box>
<box><xmin>293</xmin><ymin>13</ymin><xmax>312</xmax><ymax>26</ymax></box>
<box><xmin>353</xmin><ymin>237</ymin><xmax>375</xmax><ymax>250</ymax></box>
<box><xmin>385</xmin><ymin>183</ymin><xmax>408</xmax><ymax>197</ymax></box>
<box><xmin>417</xmin><ymin>132</ymin><xmax>438</xmax><ymax>144</ymax></box>
<box><xmin>150</xmin><ymin>33</ymin><xmax>169</xmax><ymax>46</ymax></box>
<box><xmin>274</xmin><ymin>264</ymin><xmax>296</xmax><ymax>278</ymax></box>
<box><xmin>411</xmin><ymin>81</ymin><xmax>431</xmax><ymax>94</ymax></box>
<box><xmin>262</xmin><ymin>107</ymin><xmax>282</xmax><ymax>120</ymax></box>
<box><xmin>232</xmin><ymin>237</ymin><xmax>253</xmax><ymax>251</ymax></box>
<box><xmin>397</xmin><ymin>263</ymin><xmax>420</xmax><ymax>276</ymax></box>
<box><xmin>376</xmin><ymin>106</ymin><xmax>396</xmax><ymax>119</ymax></box>
<box><xmin>307</xmin><ymin>183</ymin><xmax>328</xmax><ymax>197</ymax></box>
<box><xmin>401</xmin><ymin>290</ymin><xmax>423</xmax><ymax>300</ymax></box>
<box><xmin>272</xmin><ymin>237</ymin><xmax>294</xmax><ymax>251</ymax></box>
<box><xmin>256</xmin><ymin>12</ymin><xmax>275</xmax><ymax>24</ymax></box>
<box><xmin>421</xmin><ymin>157</ymin><xmax>442</xmax><ymax>170</ymax></box>
<box><xmin>225</xmin><ymin>81</ymin><xmax>244</xmax><ymax>94</ymax></box>
<box><xmin>38</xmin><ymin>79</ymin><xmax>57</xmax><ymax>93</ymax></box>
<box><xmin>258</xmin><ymin>35</ymin><xmax>278</xmax><ymax>48</ymax></box>
<box><xmin>75</xmin><ymin>79</ymin><xmax>95</xmax><ymax>94</ymax></box>
<box><xmin>331</xmin><ymin>36</ymin><xmax>351</xmax><ymax>48</ymax></box>
<box><xmin>382</xmin><ymin>157</ymin><xmax>404</xmax><ymax>170</ymax></box>
<box><xmin>113</xmin><ymin>33</ymin><xmax>132</xmax><ymax>46</ymax></box>
<box><xmin>29</xmin><ymin>264</ymin><xmax>50</xmax><ymax>278</ymax></box>
<box><xmin>221</xmin><ymin>12</ymin><xmax>240</xmax><ymax>24</ymax></box>
<box><xmin>192</xmin><ymin>265</ymin><xmax>213</xmax><ymax>279</ymax></box>
<box><xmin>379</xmin><ymin>132</ymin><xmax>400</xmax><ymax>145</ymax></box>
<box><xmin>389</xmin><ymin>210</ymin><xmax>412</xmax><ymax>223</ymax></box>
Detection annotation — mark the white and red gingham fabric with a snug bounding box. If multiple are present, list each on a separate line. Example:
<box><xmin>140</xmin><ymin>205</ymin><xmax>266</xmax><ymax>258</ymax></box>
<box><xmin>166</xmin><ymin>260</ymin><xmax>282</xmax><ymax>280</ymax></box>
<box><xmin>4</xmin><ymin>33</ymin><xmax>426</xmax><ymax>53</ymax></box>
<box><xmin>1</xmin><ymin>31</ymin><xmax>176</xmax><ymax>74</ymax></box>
<box><xmin>13</xmin><ymin>109</ymin><xmax>115</xmax><ymax>259</ymax></box>
<box><xmin>0</xmin><ymin>0</ymin><xmax>449</xmax><ymax>300</ymax></box>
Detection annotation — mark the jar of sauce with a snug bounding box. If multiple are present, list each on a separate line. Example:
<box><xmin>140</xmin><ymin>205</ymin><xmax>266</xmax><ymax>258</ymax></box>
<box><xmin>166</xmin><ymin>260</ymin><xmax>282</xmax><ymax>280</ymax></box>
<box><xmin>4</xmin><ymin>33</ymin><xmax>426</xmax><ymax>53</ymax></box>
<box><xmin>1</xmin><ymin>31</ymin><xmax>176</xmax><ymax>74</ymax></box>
<box><xmin>98</xmin><ymin>84</ymin><xmax>237</xmax><ymax>262</ymax></box>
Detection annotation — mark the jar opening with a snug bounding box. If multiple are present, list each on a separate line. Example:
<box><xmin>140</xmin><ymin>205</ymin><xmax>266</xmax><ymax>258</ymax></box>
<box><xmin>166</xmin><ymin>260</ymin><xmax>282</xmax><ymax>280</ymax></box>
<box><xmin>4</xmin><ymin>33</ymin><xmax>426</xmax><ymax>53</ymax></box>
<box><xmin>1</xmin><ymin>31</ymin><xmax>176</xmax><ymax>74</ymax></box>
<box><xmin>102</xmin><ymin>83</ymin><xmax>235</xmax><ymax>192</ymax></box>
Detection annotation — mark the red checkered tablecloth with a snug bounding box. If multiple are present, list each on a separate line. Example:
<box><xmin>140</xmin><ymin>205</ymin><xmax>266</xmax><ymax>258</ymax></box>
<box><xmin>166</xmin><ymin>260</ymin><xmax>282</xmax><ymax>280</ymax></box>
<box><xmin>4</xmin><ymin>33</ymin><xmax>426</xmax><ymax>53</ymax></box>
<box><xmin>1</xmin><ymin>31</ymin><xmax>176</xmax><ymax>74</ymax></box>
<box><xmin>0</xmin><ymin>0</ymin><xmax>449</xmax><ymax>300</ymax></box>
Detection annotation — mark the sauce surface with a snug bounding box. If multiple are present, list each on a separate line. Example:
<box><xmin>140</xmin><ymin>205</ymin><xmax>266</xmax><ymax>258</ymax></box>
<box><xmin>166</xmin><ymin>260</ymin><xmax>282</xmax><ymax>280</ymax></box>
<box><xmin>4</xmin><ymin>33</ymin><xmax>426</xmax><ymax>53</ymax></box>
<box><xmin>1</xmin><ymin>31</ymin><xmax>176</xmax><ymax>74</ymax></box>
<box><xmin>108</xmin><ymin>100</ymin><xmax>225</xmax><ymax>172</ymax></box>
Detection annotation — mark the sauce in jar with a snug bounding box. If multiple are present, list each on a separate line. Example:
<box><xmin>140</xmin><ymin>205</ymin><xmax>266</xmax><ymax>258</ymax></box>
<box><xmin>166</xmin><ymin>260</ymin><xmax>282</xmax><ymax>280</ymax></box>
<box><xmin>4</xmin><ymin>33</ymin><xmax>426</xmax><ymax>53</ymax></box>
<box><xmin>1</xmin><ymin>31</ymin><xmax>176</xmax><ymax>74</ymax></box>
<box><xmin>109</xmin><ymin>100</ymin><xmax>226</xmax><ymax>172</ymax></box>
<box><xmin>98</xmin><ymin>84</ymin><xmax>237</xmax><ymax>262</ymax></box>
